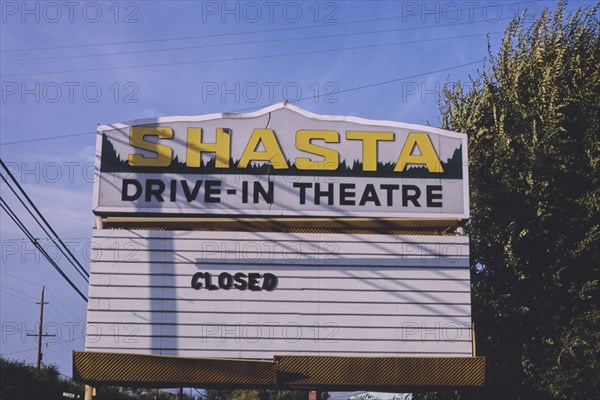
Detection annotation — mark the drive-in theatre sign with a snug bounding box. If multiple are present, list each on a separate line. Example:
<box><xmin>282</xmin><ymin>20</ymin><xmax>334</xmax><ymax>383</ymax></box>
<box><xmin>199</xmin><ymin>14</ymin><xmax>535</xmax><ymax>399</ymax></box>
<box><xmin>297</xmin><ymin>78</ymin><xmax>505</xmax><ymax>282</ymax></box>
<box><xmin>75</xmin><ymin>103</ymin><xmax>484</xmax><ymax>391</ymax></box>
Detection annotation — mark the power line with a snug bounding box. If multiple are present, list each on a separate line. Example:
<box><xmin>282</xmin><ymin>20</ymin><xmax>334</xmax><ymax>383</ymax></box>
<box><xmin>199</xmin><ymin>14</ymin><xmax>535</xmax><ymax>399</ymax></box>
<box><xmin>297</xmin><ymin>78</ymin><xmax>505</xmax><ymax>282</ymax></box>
<box><xmin>0</xmin><ymin>196</ymin><xmax>34</xmax><ymax>240</ymax></box>
<box><xmin>0</xmin><ymin>283</ymin><xmax>39</xmax><ymax>300</ymax></box>
<box><xmin>0</xmin><ymin>286</ymin><xmax>39</xmax><ymax>303</ymax></box>
<box><xmin>0</xmin><ymin>197</ymin><xmax>88</xmax><ymax>302</ymax></box>
<box><xmin>2</xmin><ymin>237</ymin><xmax>91</xmax><ymax>241</ymax></box>
<box><xmin>48</xmin><ymin>303</ymin><xmax>80</xmax><ymax>323</ymax></box>
<box><xmin>0</xmin><ymin>291</ymin><xmax>83</xmax><ymax>357</ymax></box>
<box><xmin>51</xmin><ymin>337</ymin><xmax>83</xmax><ymax>354</ymax></box>
<box><xmin>308</xmin><ymin>60</ymin><xmax>484</xmax><ymax>98</ymax></box>
<box><xmin>0</xmin><ymin>132</ymin><xmax>95</xmax><ymax>146</ymax></box>
<box><xmin>0</xmin><ymin>174</ymin><xmax>90</xmax><ymax>282</ymax></box>
<box><xmin>0</xmin><ymin>271</ymin><xmax>43</xmax><ymax>287</ymax></box>
<box><xmin>0</xmin><ymin>290</ymin><xmax>34</xmax><ymax>304</ymax></box>
<box><xmin>0</xmin><ymin>58</ymin><xmax>484</xmax><ymax>146</ymax></box>
<box><xmin>2</xmin><ymin>17</ymin><xmax>512</xmax><ymax>63</ymax></box>
<box><xmin>0</xmin><ymin>159</ymin><xmax>89</xmax><ymax>281</ymax></box>
<box><xmin>0</xmin><ymin>2</ymin><xmax>522</xmax><ymax>53</ymax></box>
<box><xmin>1</xmin><ymin>31</ymin><xmax>501</xmax><ymax>78</ymax></box>
<box><xmin>1</xmin><ymin>15</ymin><xmax>405</xmax><ymax>53</ymax></box>
<box><xmin>46</xmin><ymin>291</ymin><xmax>84</xmax><ymax>321</ymax></box>
<box><xmin>0</xmin><ymin>287</ymin><xmax>73</xmax><ymax>328</ymax></box>
<box><xmin>0</xmin><ymin>273</ymin><xmax>85</xmax><ymax>320</ymax></box>
<box><xmin>44</xmin><ymin>346</ymin><xmax>72</xmax><ymax>364</ymax></box>
<box><xmin>0</xmin><ymin>345</ymin><xmax>37</xmax><ymax>356</ymax></box>
<box><xmin>1</xmin><ymin>334</ymin><xmax>85</xmax><ymax>357</ymax></box>
<box><xmin>0</xmin><ymin>173</ymin><xmax>90</xmax><ymax>282</ymax></box>
<box><xmin>0</xmin><ymin>197</ymin><xmax>88</xmax><ymax>301</ymax></box>
<box><xmin>231</xmin><ymin>59</ymin><xmax>485</xmax><ymax>112</ymax></box>
<box><xmin>0</xmin><ymin>279</ymin><xmax>77</xmax><ymax>322</ymax></box>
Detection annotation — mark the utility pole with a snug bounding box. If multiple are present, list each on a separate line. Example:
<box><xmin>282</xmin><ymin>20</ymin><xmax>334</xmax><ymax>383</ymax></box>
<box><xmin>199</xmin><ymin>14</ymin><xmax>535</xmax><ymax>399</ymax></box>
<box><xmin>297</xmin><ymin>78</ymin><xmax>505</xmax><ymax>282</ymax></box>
<box><xmin>26</xmin><ymin>286</ymin><xmax>55</xmax><ymax>370</ymax></box>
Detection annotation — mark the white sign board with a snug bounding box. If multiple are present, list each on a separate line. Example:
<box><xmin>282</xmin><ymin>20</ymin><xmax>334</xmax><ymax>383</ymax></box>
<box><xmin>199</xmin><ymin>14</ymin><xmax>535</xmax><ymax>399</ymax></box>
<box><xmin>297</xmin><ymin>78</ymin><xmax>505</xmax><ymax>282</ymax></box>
<box><xmin>86</xmin><ymin>230</ymin><xmax>472</xmax><ymax>358</ymax></box>
<box><xmin>93</xmin><ymin>103</ymin><xmax>468</xmax><ymax>219</ymax></box>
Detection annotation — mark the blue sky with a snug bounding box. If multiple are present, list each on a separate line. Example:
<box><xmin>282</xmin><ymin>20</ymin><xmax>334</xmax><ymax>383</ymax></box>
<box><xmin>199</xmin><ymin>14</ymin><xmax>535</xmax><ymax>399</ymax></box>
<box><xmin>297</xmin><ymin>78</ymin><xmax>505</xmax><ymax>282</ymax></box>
<box><xmin>0</xmin><ymin>0</ymin><xmax>583</xmax><ymax>378</ymax></box>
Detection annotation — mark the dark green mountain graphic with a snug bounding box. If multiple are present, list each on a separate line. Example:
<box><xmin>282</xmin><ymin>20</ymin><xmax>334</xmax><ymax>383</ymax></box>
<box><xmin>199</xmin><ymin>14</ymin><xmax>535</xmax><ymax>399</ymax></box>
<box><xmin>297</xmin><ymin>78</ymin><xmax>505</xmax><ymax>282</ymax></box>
<box><xmin>100</xmin><ymin>133</ymin><xmax>463</xmax><ymax>179</ymax></box>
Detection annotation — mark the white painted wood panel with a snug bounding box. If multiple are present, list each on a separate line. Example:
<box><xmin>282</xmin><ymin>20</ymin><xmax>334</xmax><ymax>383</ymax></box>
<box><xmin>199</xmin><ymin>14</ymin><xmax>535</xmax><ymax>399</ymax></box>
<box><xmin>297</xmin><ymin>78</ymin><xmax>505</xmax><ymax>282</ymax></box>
<box><xmin>86</xmin><ymin>229</ymin><xmax>472</xmax><ymax>358</ymax></box>
<box><xmin>91</xmin><ymin>238</ymin><xmax>468</xmax><ymax>257</ymax></box>
<box><xmin>90</xmin><ymin>253</ymin><xmax>469</xmax><ymax>268</ymax></box>
<box><xmin>91</xmin><ymin>229</ymin><xmax>470</xmax><ymax>243</ymax></box>
<box><xmin>88</xmin><ymin>289</ymin><xmax>470</xmax><ymax>305</ymax></box>
<box><xmin>87</xmin><ymin>311</ymin><xmax>471</xmax><ymax>327</ymax></box>
<box><xmin>87</xmin><ymin>298</ymin><xmax>471</xmax><ymax>315</ymax></box>
<box><xmin>85</xmin><ymin>323</ymin><xmax>472</xmax><ymax>340</ymax></box>
<box><xmin>84</xmin><ymin>348</ymin><xmax>471</xmax><ymax>358</ymax></box>
<box><xmin>86</xmin><ymin>336</ymin><xmax>473</xmax><ymax>356</ymax></box>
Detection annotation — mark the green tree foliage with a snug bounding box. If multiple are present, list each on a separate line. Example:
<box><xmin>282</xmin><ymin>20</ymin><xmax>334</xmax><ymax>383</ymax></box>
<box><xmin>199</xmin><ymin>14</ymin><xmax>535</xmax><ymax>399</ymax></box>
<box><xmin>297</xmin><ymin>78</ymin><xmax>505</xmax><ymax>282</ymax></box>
<box><xmin>0</xmin><ymin>357</ymin><xmax>83</xmax><ymax>400</ymax></box>
<box><xmin>440</xmin><ymin>1</ymin><xmax>599</xmax><ymax>398</ymax></box>
<box><xmin>0</xmin><ymin>356</ymin><xmax>194</xmax><ymax>400</ymax></box>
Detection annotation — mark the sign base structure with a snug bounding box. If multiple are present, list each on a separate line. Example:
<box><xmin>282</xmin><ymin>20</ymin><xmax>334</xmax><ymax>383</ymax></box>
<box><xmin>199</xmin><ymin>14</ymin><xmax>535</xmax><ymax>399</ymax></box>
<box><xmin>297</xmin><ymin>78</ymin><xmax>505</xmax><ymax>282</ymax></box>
<box><xmin>73</xmin><ymin>351</ymin><xmax>485</xmax><ymax>390</ymax></box>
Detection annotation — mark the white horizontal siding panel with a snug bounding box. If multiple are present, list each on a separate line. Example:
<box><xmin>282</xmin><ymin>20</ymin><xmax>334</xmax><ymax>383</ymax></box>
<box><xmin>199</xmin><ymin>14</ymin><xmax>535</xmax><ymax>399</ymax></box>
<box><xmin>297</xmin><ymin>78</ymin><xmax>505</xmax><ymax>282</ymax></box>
<box><xmin>79</xmin><ymin>347</ymin><xmax>471</xmax><ymax>358</ymax></box>
<box><xmin>89</xmin><ymin>265</ymin><xmax>471</xmax><ymax>280</ymax></box>
<box><xmin>84</xmin><ymin>323</ymin><xmax>472</xmax><ymax>342</ymax></box>
<box><xmin>87</xmin><ymin>298</ymin><xmax>471</xmax><ymax>316</ymax></box>
<box><xmin>90</xmin><ymin>253</ymin><xmax>469</xmax><ymax>267</ymax></box>
<box><xmin>87</xmin><ymin>311</ymin><xmax>471</xmax><ymax>328</ymax></box>
<box><xmin>91</xmin><ymin>239</ymin><xmax>468</xmax><ymax>259</ymax></box>
<box><xmin>90</xmin><ymin>243</ymin><xmax>467</xmax><ymax>262</ymax></box>
<box><xmin>88</xmin><ymin>286</ymin><xmax>471</xmax><ymax>304</ymax></box>
<box><xmin>85</xmin><ymin>336</ymin><xmax>472</xmax><ymax>356</ymax></box>
<box><xmin>92</xmin><ymin>229</ymin><xmax>469</xmax><ymax>244</ymax></box>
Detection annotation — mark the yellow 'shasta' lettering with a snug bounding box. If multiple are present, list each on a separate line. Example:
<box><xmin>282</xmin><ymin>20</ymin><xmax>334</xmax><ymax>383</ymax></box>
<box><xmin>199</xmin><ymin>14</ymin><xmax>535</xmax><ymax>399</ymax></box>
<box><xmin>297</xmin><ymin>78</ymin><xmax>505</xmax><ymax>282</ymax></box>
<box><xmin>128</xmin><ymin>126</ymin><xmax>173</xmax><ymax>167</ymax></box>
<box><xmin>238</xmin><ymin>129</ymin><xmax>289</xmax><ymax>169</ymax></box>
<box><xmin>186</xmin><ymin>127</ymin><xmax>231</xmax><ymax>168</ymax></box>
<box><xmin>395</xmin><ymin>132</ymin><xmax>444</xmax><ymax>173</ymax></box>
<box><xmin>346</xmin><ymin>131</ymin><xmax>395</xmax><ymax>172</ymax></box>
<box><xmin>125</xmin><ymin>126</ymin><xmax>445</xmax><ymax>174</ymax></box>
<box><xmin>295</xmin><ymin>130</ymin><xmax>340</xmax><ymax>170</ymax></box>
